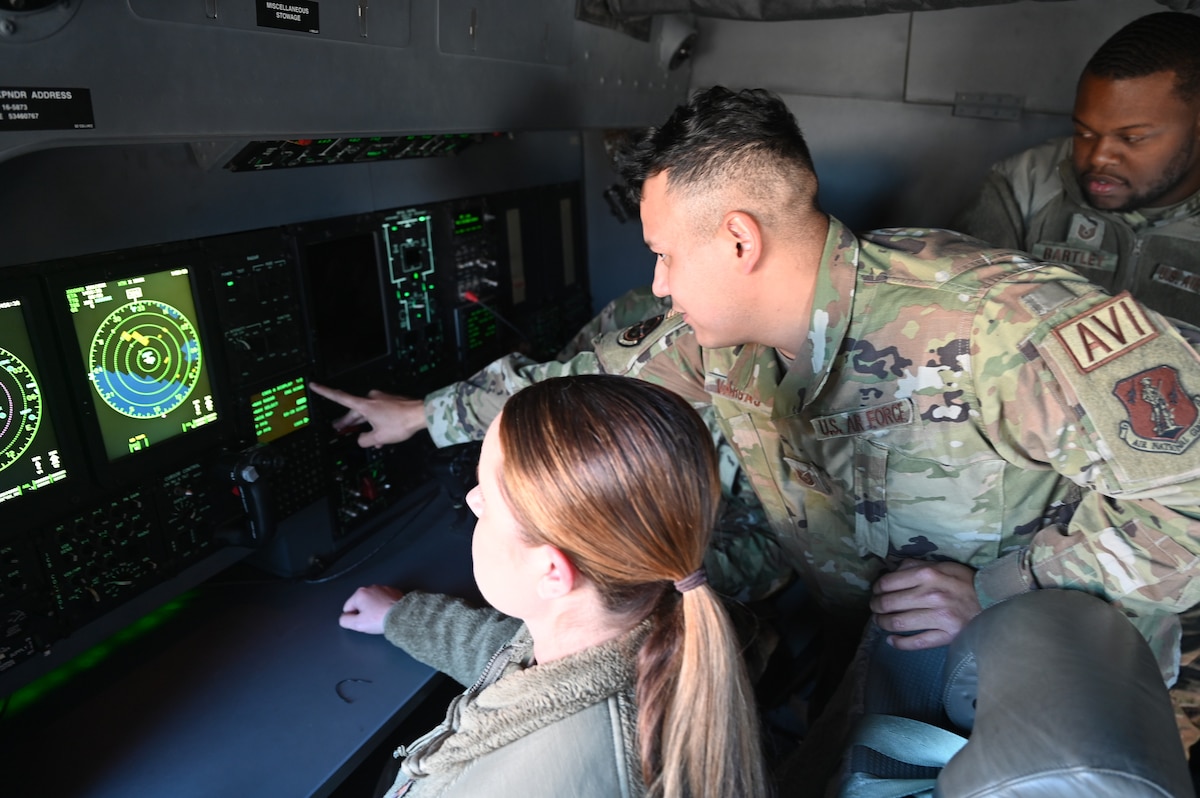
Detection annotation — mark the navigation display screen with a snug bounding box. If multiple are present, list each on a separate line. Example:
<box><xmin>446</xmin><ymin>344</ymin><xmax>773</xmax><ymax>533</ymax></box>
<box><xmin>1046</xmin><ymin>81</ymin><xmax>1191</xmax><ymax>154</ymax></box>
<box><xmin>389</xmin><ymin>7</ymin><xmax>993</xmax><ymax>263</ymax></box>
<box><xmin>0</xmin><ymin>297</ymin><xmax>68</xmax><ymax>503</ymax></box>
<box><xmin>64</xmin><ymin>267</ymin><xmax>219</xmax><ymax>461</ymax></box>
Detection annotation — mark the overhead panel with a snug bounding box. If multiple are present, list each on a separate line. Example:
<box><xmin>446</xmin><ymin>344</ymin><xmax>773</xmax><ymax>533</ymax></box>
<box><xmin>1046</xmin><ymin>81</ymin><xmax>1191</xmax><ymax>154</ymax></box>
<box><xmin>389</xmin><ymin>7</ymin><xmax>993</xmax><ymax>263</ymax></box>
<box><xmin>690</xmin><ymin>14</ymin><xmax>910</xmax><ymax>101</ymax></box>
<box><xmin>906</xmin><ymin>0</ymin><xmax>1166</xmax><ymax>114</ymax></box>
<box><xmin>129</xmin><ymin>0</ymin><xmax>413</xmax><ymax>48</ymax></box>
<box><xmin>438</xmin><ymin>0</ymin><xmax>572</xmax><ymax>66</ymax></box>
<box><xmin>0</xmin><ymin>2</ymin><xmax>689</xmax><ymax>163</ymax></box>
<box><xmin>0</xmin><ymin>0</ymin><xmax>79</xmax><ymax>41</ymax></box>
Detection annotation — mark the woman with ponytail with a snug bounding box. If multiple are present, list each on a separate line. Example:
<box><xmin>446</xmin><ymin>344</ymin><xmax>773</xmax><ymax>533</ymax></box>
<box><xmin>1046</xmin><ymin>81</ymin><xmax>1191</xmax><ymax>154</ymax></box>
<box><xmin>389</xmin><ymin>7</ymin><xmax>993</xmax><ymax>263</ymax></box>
<box><xmin>339</xmin><ymin>374</ymin><xmax>768</xmax><ymax>798</ymax></box>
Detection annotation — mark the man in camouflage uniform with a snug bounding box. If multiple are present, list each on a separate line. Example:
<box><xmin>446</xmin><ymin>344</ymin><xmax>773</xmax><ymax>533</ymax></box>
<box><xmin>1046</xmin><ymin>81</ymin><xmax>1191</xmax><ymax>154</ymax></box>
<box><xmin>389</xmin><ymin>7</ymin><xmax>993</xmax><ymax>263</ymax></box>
<box><xmin>954</xmin><ymin>11</ymin><xmax>1200</xmax><ymax>746</ymax></box>
<box><xmin>313</xmin><ymin>87</ymin><xmax>1200</xmax><ymax>749</ymax></box>
<box><xmin>311</xmin><ymin>284</ymin><xmax>785</xmax><ymax>604</ymax></box>
<box><xmin>954</xmin><ymin>12</ymin><xmax>1200</xmax><ymax>330</ymax></box>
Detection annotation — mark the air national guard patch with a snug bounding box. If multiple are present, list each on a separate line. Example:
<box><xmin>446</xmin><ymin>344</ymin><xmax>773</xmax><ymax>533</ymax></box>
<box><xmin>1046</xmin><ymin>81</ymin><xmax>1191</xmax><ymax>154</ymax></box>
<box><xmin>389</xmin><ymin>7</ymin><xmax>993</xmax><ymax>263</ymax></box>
<box><xmin>618</xmin><ymin>313</ymin><xmax>664</xmax><ymax>347</ymax></box>
<box><xmin>1113</xmin><ymin>366</ymin><xmax>1200</xmax><ymax>455</ymax></box>
<box><xmin>1033</xmin><ymin>290</ymin><xmax>1200</xmax><ymax>487</ymax></box>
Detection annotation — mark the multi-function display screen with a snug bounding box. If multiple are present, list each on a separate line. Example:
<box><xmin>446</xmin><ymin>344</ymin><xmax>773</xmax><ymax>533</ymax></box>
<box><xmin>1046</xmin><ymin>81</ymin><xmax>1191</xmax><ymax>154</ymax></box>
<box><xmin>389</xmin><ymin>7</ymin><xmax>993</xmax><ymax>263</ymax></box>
<box><xmin>64</xmin><ymin>267</ymin><xmax>219</xmax><ymax>461</ymax></box>
<box><xmin>305</xmin><ymin>232</ymin><xmax>389</xmax><ymax>378</ymax></box>
<box><xmin>0</xmin><ymin>298</ymin><xmax>68</xmax><ymax>503</ymax></box>
<box><xmin>251</xmin><ymin>377</ymin><xmax>310</xmax><ymax>445</ymax></box>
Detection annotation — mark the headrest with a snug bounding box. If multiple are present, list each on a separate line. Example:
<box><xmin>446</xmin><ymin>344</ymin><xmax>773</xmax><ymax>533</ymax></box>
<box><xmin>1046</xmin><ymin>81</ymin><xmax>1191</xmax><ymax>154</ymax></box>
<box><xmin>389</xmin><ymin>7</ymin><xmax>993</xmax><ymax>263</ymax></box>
<box><xmin>937</xmin><ymin>591</ymin><xmax>1191</xmax><ymax>798</ymax></box>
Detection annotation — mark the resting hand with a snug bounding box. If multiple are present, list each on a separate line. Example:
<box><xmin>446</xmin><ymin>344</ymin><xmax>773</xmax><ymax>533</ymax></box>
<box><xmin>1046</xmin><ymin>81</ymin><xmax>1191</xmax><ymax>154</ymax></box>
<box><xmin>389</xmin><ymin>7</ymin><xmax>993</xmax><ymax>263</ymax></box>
<box><xmin>308</xmin><ymin>382</ymin><xmax>428</xmax><ymax>447</ymax></box>
<box><xmin>339</xmin><ymin>584</ymin><xmax>406</xmax><ymax>634</ymax></box>
<box><xmin>869</xmin><ymin>559</ymin><xmax>981</xmax><ymax>650</ymax></box>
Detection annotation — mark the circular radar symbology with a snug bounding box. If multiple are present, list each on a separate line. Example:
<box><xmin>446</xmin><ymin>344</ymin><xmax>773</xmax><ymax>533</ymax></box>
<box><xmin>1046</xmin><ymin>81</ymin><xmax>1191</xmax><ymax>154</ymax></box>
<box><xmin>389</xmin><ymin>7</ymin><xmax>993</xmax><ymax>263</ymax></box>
<box><xmin>88</xmin><ymin>300</ymin><xmax>202</xmax><ymax>419</ymax></box>
<box><xmin>0</xmin><ymin>347</ymin><xmax>41</xmax><ymax>472</ymax></box>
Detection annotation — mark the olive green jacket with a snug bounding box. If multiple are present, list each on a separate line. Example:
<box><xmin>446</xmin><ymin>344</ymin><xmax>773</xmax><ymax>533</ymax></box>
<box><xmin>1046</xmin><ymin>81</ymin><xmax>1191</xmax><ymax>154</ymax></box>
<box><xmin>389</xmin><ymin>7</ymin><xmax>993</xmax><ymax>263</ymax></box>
<box><xmin>954</xmin><ymin>136</ymin><xmax>1200</xmax><ymax>327</ymax></box>
<box><xmin>381</xmin><ymin>592</ymin><xmax>644</xmax><ymax>798</ymax></box>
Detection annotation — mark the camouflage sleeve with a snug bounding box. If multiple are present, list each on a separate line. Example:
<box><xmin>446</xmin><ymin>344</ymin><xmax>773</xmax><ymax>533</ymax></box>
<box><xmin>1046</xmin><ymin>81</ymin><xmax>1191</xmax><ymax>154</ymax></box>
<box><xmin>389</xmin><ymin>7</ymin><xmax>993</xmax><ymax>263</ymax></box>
<box><xmin>708</xmin><ymin>492</ymin><xmax>791</xmax><ymax>602</ymax></box>
<box><xmin>950</xmin><ymin>168</ymin><xmax>1028</xmax><ymax>251</ymax></box>
<box><xmin>422</xmin><ymin>350</ymin><xmax>604</xmax><ymax>447</ymax></box>
<box><xmin>423</xmin><ymin>288</ymin><xmax>675</xmax><ymax>448</ymax></box>
<box><xmin>594</xmin><ymin>312</ymin><xmax>712</xmax><ymax>405</ymax></box>
<box><xmin>597</xmin><ymin>316</ymin><xmax>791</xmax><ymax>601</ymax></box>
<box><xmin>556</xmin><ymin>284</ymin><xmax>670</xmax><ymax>361</ymax></box>
<box><xmin>427</xmin><ymin>312</ymin><xmax>788</xmax><ymax>603</ymax></box>
<box><xmin>973</xmin><ymin>281</ymin><xmax>1200</xmax><ymax>621</ymax></box>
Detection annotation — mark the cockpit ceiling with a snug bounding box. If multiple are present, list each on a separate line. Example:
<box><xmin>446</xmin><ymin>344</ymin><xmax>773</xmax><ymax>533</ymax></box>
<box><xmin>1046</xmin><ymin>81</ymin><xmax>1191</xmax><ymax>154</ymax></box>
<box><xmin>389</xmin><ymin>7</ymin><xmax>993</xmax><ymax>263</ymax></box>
<box><xmin>600</xmin><ymin>0</ymin><xmax>1196</xmax><ymax>21</ymax></box>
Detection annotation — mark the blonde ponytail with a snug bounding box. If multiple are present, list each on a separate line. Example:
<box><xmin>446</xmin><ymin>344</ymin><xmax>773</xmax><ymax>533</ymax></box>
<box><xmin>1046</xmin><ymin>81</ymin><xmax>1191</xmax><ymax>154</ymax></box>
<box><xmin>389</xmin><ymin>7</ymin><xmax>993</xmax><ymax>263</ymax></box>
<box><xmin>499</xmin><ymin>375</ymin><xmax>769</xmax><ymax>798</ymax></box>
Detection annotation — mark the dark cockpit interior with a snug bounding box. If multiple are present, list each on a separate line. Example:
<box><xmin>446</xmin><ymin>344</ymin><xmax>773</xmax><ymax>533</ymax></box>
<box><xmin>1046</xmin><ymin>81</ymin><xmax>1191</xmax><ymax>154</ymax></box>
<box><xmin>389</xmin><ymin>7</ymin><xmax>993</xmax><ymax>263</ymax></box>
<box><xmin>2</xmin><ymin>2</ymin><xmax>1198</xmax><ymax>796</ymax></box>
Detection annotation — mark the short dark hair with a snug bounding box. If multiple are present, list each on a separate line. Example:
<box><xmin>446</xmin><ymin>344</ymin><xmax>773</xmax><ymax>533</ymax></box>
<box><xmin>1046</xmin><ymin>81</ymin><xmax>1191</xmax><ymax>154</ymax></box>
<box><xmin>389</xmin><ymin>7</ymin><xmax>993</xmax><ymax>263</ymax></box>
<box><xmin>1084</xmin><ymin>12</ymin><xmax>1200</xmax><ymax>102</ymax></box>
<box><xmin>618</xmin><ymin>86</ymin><xmax>817</xmax><ymax>203</ymax></box>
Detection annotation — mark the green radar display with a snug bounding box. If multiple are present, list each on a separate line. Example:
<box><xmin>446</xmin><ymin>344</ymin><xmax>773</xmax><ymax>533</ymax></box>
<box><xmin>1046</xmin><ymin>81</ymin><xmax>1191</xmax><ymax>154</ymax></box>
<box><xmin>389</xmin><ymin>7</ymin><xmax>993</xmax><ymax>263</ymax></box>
<box><xmin>65</xmin><ymin>267</ymin><xmax>219</xmax><ymax>461</ymax></box>
<box><xmin>0</xmin><ymin>298</ymin><xmax>68</xmax><ymax>504</ymax></box>
<box><xmin>88</xmin><ymin>299</ymin><xmax>202</xmax><ymax>418</ymax></box>
<box><xmin>0</xmin><ymin>344</ymin><xmax>39</xmax><ymax>461</ymax></box>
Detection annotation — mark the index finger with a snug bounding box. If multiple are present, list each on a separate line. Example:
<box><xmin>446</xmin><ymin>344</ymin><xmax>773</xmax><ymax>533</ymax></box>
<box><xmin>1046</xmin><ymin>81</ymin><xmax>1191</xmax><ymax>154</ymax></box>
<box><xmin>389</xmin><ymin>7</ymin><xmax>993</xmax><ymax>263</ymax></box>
<box><xmin>309</xmin><ymin>381</ymin><xmax>363</xmax><ymax>410</ymax></box>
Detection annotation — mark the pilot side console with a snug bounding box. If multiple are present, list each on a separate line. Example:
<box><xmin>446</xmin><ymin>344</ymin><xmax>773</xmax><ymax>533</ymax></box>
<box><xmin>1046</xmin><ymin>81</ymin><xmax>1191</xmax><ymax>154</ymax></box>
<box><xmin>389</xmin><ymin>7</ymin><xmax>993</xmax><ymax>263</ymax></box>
<box><xmin>0</xmin><ymin>181</ymin><xmax>589</xmax><ymax>700</ymax></box>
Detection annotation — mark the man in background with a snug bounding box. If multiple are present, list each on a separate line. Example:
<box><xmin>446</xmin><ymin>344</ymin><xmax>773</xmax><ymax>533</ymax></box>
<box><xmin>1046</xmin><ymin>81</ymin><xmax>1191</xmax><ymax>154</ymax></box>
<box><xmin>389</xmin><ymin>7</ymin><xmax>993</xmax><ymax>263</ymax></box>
<box><xmin>956</xmin><ymin>14</ymin><xmax>1200</xmax><ymax>746</ymax></box>
<box><xmin>954</xmin><ymin>11</ymin><xmax>1200</xmax><ymax>330</ymax></box>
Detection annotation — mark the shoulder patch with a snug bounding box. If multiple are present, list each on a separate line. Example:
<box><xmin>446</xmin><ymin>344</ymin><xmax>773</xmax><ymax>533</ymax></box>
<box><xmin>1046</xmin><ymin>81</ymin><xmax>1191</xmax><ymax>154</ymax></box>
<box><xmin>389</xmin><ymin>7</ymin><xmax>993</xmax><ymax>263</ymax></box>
<box><xmin>1113</xmin><ymin>366</ymin><xmax>1200</xmax><ymax>455</ymax></box>
<box><xmin>1031</xmin><ymin>296</ymin><xmax>1200</xmax><ymax>486</ymax></box>
<box><xmin>1051</xmin><ymin>292</ymin><xmax>1158</xmax><ymax>373</ymax></box>
<box><xmin>617</xmin><ymin>314</ymin><xmax>664</xmax><ymax>347</ymax></box>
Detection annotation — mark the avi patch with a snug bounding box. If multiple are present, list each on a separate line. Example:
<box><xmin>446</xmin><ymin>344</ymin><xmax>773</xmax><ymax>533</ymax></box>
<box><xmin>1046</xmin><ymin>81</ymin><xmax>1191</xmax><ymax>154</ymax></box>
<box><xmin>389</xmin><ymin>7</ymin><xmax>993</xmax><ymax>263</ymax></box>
<box><xmin>1051</xmin><ymin>292</ymin><xmax>1157</xmax><ymax>373</ymax></box>
<box><xmin>1031</xmin><ymin>294</ymin><xmax>1200</xmax><ymax>485</ymax></box>
<box><xmin>617</xmin><ymin>313</ymin><xmax>664</xmax><ymax>347</ymax></box>
<box><xmin>1113</xmin><ymin>365</ymin><xmax>1200</xmax><ymax>455</ymax></box>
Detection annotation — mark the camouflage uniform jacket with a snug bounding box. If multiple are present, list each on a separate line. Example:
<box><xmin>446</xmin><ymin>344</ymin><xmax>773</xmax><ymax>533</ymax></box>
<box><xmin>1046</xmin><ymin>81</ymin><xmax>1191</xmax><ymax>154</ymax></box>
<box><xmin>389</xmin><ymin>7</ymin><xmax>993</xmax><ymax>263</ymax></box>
<box><xmin>429</xmin><ymin>216</ymin><xmax>1200</xmax><ymax>677</ymax></box>
<box><xmin>625</xmin><ymin>217</ymin><xmax>1200</xmax><ymax>678</ymax></box>
<box><xmin>954</xmin><ymin>136</ymin><xmax>1200</xmax><ymax>328</ymax></box>
<box><xmin>426</xmin><ymin>311</ymin><xmax>783</xmax><ymax>602</ymax></box>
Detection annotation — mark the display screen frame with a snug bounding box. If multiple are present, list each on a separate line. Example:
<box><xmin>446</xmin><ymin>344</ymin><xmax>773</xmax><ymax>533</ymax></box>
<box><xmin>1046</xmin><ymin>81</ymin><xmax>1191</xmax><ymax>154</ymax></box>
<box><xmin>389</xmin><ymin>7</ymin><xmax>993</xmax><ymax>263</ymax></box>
<box><xmin>45</xmin><ymin>244</ymin><xmax>234</xmax><ymax>486</ymax></box>
<box><xmin>291</xmin><ymin>213</ymin><xmax>395</xmax><ymax>387</ymax></box>
<box><xmin>0</xmin><ymin>275</ymin><xmax>84</xmax><ymax>535</ymax></box>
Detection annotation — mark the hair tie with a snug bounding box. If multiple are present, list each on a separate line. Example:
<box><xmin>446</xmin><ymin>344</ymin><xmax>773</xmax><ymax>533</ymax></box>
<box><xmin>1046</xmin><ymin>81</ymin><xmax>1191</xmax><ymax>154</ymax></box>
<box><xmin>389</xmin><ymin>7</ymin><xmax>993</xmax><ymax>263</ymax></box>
<box><xmin>674</xmin><ymin>568</ymin><xmax>707</xmax><ymax>593</ymax></box>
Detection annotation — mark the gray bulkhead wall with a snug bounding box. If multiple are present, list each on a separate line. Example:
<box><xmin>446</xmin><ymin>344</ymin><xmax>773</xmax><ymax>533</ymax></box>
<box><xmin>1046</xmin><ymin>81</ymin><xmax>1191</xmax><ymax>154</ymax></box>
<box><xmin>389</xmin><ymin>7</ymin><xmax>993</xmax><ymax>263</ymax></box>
<box><xmin>689</xmin><ymin>0</ymin><xmax>1173</xmax><ymax>232</ymax></box>
<box><xmin>0</xmin><ymin>1</ymin><xmax>688</xmax><ymax>310</ymax></box>
<box><xmin>1</xmin><ymin>0</ymin><xmax>1183</xmax><ymax>310</ymax></box>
